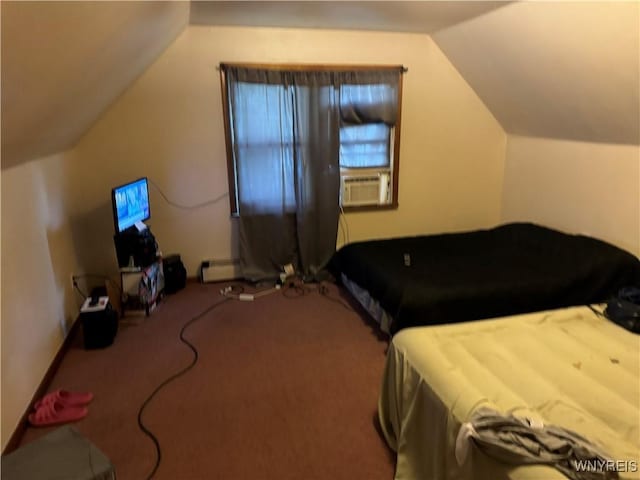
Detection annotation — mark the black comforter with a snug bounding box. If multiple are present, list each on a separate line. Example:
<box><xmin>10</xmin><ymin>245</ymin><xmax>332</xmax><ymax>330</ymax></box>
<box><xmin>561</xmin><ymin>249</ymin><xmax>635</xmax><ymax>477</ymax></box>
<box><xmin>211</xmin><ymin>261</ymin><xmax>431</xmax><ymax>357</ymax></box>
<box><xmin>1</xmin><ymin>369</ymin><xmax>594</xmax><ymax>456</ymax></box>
<box><xmin>332</xmin><ymin>223</ymin><xmax>640</xmax><ymax>333</ymax></box>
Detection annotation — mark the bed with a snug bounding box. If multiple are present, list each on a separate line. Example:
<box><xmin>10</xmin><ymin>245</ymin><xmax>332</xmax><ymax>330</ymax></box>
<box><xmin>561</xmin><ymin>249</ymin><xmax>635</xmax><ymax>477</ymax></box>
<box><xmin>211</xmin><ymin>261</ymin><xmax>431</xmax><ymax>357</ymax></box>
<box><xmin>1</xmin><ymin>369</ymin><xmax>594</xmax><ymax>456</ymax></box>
<box><xmin>332</xmin><ymin>223</ymin><xmax>640</xmax><ymax>335</ymax></box>
<box><xmin>378</xmin><ymin>306</ymin><xmax>640</xmax><ymax>480</ymax></box>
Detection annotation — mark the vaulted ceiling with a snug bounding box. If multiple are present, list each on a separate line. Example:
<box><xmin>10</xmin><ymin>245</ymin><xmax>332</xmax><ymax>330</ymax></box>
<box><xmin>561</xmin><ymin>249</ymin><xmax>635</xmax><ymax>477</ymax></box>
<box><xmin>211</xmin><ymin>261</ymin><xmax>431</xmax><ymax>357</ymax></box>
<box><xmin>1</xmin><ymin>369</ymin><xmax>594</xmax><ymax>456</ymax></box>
<box><xmin>1</xmin><ymin>1</ymin><xmax>638</xmax><ymax>170</ymax></box>
<box><xmin>189</xmin><ymin>1</ymin><xmax>507</xmax><ymax>33</ymax></box>
<box><xmin>1</xmin><ymin>1</ymin><xmax>189</xmax><ymax>169</ymax></box>
<box><xmin>432</xmin><ymin>1</ymin><xmax>639</xmax><ymax>145</ymax></box>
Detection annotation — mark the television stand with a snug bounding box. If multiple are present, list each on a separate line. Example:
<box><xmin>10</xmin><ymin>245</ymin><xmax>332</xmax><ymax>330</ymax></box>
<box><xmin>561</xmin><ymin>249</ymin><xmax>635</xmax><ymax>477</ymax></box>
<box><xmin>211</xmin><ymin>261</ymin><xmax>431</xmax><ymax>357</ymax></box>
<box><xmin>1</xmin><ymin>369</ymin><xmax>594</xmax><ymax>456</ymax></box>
<box><xmin>120</xmin><ymin>258</ymin><xmax>164</xmax><ymax>317</ymax></box>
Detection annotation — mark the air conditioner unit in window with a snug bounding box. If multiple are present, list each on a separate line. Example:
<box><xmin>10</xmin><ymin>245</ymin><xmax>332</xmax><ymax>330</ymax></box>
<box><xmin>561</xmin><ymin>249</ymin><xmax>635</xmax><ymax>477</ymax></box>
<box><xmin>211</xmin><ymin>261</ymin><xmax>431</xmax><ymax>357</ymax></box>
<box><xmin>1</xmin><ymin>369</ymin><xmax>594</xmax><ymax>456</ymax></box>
<box><xmin>341</xmin><ymin>172</ymin><xmax>391</xmax><ymax>207</ymax></box>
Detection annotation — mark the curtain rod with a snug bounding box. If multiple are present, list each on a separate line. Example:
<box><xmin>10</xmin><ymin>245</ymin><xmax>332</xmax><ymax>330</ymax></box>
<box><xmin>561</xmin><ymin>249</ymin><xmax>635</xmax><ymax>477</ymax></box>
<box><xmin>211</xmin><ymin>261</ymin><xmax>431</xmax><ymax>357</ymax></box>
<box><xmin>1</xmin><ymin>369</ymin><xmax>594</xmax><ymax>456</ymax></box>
<box><xmin>216</xmin><ymin>64</ymin><xmax>408</xmax><ymax>73</ymax></box>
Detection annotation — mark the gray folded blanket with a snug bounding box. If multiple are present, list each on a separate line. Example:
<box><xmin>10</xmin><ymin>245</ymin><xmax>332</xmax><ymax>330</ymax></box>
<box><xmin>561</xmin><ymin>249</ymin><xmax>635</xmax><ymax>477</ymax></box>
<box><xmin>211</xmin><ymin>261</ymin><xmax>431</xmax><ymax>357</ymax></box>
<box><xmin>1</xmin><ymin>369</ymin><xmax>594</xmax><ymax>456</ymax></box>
<box><xmin>455</xmin><ymin>407</ymin><xmax>620</xmax><ymax>480</ymax></box>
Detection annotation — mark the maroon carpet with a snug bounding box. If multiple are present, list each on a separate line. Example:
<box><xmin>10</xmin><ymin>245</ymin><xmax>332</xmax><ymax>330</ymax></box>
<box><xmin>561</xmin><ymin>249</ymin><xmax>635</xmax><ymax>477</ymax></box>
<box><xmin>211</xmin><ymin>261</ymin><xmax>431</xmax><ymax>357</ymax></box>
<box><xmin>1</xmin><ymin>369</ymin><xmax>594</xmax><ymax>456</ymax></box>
<box><xmin>18</xmin><ymin>282</ymin><xmax>395</xmax><ymax>480</ymax></box>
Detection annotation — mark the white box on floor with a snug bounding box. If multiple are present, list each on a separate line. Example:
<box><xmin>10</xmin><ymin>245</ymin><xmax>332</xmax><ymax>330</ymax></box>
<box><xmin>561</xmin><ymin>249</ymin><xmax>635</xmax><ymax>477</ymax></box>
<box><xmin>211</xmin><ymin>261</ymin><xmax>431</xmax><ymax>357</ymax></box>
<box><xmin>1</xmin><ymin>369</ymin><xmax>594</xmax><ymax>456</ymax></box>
<box><xmin>199</xmin><ymin>259</ymin><xmax>240</xmax><ymax>282</ymax></box>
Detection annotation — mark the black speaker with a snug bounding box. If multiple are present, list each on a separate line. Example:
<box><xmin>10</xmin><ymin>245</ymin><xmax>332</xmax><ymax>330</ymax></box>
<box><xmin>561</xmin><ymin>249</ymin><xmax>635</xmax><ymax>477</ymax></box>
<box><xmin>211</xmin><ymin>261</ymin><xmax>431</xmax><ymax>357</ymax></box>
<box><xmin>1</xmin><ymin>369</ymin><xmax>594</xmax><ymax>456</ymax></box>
<box><xmin>163</xmin><ymin>254</ymin><xmax>187</xmax><ymax>294</ymax></box>
<box><xmin>80</xmin><ymin>298</ymin><xmax>118</xmax><ymax>349</ymax></box>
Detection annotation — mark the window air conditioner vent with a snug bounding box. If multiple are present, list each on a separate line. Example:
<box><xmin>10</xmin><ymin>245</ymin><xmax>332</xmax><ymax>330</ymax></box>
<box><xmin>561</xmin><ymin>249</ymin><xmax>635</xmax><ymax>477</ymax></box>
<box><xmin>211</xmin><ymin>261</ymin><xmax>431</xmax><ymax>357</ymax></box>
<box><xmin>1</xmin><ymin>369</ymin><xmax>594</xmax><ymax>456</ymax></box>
<box><xmin>341</xmin><ymin>172</ymin><xmax>390</xmax><ymax>207</ymax></box>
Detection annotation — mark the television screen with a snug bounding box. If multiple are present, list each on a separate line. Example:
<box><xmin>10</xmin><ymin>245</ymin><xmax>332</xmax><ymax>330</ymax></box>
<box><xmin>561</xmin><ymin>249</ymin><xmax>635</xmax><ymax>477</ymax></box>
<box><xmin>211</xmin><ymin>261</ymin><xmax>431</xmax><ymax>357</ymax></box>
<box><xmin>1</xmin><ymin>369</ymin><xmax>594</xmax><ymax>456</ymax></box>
<box><xmin>112</xmin><ymin>177</ymin><xmax>150</xmax><ymax>233</ymax></box>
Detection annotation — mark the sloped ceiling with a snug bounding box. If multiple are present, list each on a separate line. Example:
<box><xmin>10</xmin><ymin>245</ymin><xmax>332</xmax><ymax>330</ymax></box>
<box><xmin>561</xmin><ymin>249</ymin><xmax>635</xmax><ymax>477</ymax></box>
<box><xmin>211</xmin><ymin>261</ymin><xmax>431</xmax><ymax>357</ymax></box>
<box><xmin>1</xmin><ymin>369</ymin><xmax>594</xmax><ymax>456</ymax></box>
<box><xmin>1</xmin><ymin>1</ymin><xmax>189</xmax><ymax>169</ymax></box>
<box><xmin>432</xmin><ymin>1</ymin><xmax>640</xmax><ymax>145</ymax></box>
<box><xmin>1</xmin><ymin>1</ymin><xmax>507</xmax><ymax>170</ymax></box>
<box><xmin>190</xmin><ymin>1</ymin><xmax>507</xmax><ymax>33</ymax></box>
<box><xmin>2</xmin><ymin>1</ymin><xmax>637</xmax><ymax>171</ymax></box>
<box><xmin>192</xmin><ymin>1</ymin><xmax>639</xmax><ymax>146</ymax></box>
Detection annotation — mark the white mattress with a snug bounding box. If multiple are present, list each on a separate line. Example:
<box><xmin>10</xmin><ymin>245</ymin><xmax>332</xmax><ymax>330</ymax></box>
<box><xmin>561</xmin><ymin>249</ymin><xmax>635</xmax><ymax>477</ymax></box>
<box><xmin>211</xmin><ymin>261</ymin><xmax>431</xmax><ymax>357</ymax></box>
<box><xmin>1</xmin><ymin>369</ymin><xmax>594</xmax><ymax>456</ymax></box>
<box><xmin>378</xmin><ymin>306</ymin><xmax>640</xmax><ymax>480</ymax></box>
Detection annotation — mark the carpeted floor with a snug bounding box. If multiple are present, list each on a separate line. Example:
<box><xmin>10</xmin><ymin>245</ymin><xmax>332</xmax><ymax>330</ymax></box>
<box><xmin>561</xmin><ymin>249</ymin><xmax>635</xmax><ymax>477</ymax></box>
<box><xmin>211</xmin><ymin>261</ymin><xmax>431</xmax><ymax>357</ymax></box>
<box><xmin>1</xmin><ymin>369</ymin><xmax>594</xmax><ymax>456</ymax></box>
<box><xmin>18</xmin><ymin>281</ymin><xmax>395</xmax><ymax>480</ymax></box>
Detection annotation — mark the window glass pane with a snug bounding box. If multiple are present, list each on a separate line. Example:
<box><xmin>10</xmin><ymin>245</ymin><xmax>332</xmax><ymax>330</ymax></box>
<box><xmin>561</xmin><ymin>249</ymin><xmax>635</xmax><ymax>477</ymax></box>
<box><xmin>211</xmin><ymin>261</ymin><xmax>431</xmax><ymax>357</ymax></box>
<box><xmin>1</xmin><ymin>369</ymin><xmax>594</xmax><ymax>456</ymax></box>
<box><xmin>236</xmin><ymin>145</ymin><xmax>295</xmax><ymax>212</ymax></box>
<box><xmin>233</xmin><ymin>82</ymin><xmax>293</xmax><ymax>145</ymax></box>
<box><xmin>231</xmin><ymin>82</ymin><xmax>296</xmax><ymax>213</ymax></box>
<box><xmin>339</xmin><ymin>124</ymin><xmax>390</xmax><ymax>168</ymax></box>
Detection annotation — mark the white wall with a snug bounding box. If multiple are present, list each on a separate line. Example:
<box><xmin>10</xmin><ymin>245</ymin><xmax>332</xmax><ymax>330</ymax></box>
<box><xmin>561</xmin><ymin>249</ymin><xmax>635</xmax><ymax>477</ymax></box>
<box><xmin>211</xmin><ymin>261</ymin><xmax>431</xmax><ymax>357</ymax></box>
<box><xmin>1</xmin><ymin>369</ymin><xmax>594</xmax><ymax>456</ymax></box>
<box><xmin>0</xmin><ymin>150</ymin><xmax>82</xmax><ymax>448</ymax></box>
<box><xmin>502</xmin><ymin>135</ymin><xmax>640</xmax><ymax>257</ymax></box>
<box><xmin>72</xmin><ymin>25</ymin><xmax>506</xmax><ymax>273</ymax></box>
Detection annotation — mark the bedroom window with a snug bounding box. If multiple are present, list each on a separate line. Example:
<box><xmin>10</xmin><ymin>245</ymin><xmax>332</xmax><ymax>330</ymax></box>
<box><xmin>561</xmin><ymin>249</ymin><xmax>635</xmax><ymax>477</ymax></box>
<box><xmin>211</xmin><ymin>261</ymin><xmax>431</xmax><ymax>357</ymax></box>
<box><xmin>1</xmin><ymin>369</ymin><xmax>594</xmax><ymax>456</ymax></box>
<box><xmin>220</xmin><ymin>64</ymin><xmax>404</xmax><ymax>215</ymax></box>
<box><xmin>338</xmin><ymin>83</ymin><xmax>400</xmax><ymax>209</ymax></box>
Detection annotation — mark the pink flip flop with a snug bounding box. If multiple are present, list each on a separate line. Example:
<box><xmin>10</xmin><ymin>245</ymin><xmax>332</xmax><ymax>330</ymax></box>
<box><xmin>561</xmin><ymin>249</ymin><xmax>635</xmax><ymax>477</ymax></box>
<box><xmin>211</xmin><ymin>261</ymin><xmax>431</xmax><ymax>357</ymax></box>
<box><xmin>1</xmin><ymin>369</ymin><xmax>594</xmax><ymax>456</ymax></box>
<box><xmin>34</xmin><ymin>389</ymin><xmax>94</xmax><ymax>410</ymax></box>
<box><xmin>28</xmin><ymin>400</ymin><xmax>88</xmax><ymax>427</ymax></box>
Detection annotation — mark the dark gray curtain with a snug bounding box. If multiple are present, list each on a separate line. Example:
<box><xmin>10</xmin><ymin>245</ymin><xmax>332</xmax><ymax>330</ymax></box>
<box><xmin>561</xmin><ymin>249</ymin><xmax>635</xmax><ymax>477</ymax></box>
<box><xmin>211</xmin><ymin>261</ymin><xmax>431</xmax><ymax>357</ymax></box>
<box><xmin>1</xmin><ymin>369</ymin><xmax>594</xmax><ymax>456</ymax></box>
<box><xmin>227</xmin><ymin>69</ymin><xmax>298</xmax><ymax>281</ymax></box>
<box><xmin>292</xmin><ymin>75</ymin><xmax>341</xmax><ymax>281</ymax></box>
<box><xmin>226</xmin><ymin>67</ymin><xmax>399</xmax><ymax>282</ymax></box>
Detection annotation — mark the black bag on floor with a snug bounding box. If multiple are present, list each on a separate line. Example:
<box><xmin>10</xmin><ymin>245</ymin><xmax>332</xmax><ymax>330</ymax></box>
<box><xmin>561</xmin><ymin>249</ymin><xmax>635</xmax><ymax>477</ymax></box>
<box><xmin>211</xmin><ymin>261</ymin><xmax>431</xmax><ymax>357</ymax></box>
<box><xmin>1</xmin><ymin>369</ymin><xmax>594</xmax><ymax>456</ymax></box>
<box><xmin>163</xmin><ymin>254</ymin><xmax>187</xmax><ymax>294</ymax></box>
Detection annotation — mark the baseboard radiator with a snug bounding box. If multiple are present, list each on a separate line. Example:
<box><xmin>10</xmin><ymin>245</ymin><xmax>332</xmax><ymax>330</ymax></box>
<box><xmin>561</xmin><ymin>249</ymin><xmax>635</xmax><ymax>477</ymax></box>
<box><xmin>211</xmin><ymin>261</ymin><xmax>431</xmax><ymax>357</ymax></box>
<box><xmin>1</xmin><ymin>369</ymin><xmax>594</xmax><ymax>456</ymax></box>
<box><xmin>199</xmin><ymin>259</ymin><xmax>241</xmax><ymax>283</ymax></box>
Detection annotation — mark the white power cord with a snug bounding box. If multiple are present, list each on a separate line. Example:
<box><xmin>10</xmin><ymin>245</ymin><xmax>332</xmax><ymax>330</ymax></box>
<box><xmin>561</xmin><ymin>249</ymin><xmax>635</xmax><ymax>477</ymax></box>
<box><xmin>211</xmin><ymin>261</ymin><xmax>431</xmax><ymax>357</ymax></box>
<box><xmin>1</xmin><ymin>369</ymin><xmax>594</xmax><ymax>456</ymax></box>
<box><xmin>220</xmin><ymin>284</ymin><xmax>281</xmax><ymax>301</ymax></box>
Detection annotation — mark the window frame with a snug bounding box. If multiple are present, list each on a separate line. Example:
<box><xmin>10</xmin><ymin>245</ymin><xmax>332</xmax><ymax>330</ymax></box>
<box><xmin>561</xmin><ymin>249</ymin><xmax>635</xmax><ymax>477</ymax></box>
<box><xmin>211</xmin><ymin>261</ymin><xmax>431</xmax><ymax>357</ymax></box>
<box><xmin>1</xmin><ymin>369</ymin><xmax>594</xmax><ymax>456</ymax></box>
<box><xmin>220</xmin><ymin>63</ymin><xmax>404</xmax><ymax>216</ymax></box>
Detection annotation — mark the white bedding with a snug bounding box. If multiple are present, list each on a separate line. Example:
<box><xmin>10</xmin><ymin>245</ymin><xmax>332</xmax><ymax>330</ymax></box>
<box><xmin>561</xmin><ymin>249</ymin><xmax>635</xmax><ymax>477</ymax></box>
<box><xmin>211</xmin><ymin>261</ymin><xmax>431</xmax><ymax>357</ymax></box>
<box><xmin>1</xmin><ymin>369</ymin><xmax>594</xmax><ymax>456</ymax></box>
<box><xmin>378</xmin><ymin>306</ymin><xmax>640</xmax><ymax>480</ymax></box>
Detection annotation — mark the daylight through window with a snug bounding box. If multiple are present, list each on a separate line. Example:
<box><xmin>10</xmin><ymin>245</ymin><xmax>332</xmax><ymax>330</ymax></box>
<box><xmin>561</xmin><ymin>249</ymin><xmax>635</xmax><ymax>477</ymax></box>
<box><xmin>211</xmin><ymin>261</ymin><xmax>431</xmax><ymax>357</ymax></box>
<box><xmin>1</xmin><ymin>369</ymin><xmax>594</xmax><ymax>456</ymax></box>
<box><xmin>220</xmin><ymin>64</ymin><xmax>404</xmax><ymax>215</ymax></box>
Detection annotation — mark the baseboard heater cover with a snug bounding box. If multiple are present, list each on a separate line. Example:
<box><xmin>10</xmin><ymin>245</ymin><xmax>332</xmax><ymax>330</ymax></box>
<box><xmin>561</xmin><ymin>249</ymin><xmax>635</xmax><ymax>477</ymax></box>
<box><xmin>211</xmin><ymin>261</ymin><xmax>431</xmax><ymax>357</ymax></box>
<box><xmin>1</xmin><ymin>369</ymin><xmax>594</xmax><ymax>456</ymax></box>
<box><xmin>199</xmin><ymin>259</ymin><xmax>240</xmax><ymax>282</ymax></box>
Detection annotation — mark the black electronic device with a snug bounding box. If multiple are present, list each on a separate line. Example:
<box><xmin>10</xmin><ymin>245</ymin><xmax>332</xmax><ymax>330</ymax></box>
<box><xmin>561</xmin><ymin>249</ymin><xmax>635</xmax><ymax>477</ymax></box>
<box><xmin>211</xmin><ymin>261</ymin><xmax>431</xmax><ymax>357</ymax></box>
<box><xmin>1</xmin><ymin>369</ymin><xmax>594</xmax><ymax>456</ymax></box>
<box><xmin>111</xmin><ymin>177</ymin><xmax>159</xmax><ymax>268</ymax></box>
<box><xmin>111</xmin><ymin>177</ymin><xmax>150</xmax><ymax>233</ymax></box>
<box><xmin>113</xmin><ymin>226</ymin><xmax>158</xmax><ymax>268</ymax></box>
<box><xmin>163</xmin><ymin>254</ymin><xmax>187</xmax><ymax>294</ymax></box>
<box><xmin>80</xmin><ymin>296</ymin><xmax>118</xmax><ymax>349</ymax></box>
<box><xmin>605</xmin><ymin>286</ymin><xmax>640</xmax><ymax>334</ymax></box>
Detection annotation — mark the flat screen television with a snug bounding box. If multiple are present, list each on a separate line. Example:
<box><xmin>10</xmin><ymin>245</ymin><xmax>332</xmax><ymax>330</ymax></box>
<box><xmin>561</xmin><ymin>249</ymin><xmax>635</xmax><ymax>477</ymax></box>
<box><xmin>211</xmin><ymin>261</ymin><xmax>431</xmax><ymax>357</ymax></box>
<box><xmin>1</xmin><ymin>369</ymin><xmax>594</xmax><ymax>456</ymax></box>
<box><xmin>111</xmin><ymin>177</ymin><xmax>150</xmax><ymax>233</ymax></box>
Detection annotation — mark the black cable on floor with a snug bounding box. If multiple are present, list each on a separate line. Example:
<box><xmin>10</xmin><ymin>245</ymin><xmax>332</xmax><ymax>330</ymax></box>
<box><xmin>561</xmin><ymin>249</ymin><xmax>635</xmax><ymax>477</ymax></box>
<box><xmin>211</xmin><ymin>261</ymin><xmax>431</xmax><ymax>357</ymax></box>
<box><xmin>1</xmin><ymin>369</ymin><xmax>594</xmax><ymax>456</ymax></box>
<box><xmin>317</xmin><ymin>282</ymin><xmax>355</xmax><ymax>312</ymax></box>
<box><xmin>72</xmin><ymin>274</ymin><xmax>122</xmax><ymax>294</ymax></box>
<box><xmin>137</xmin><ymin>297</ymin><xmax>231</xmax><ymax>480</ymax></box>
<box><xmin>74</xmin><ymin>283</ymin><xmax>88</xmax><ymax>300</ymax></box>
